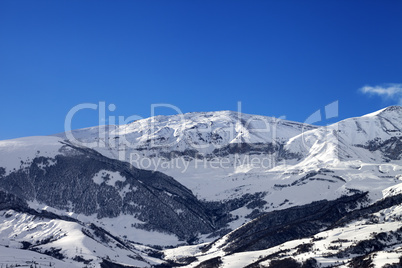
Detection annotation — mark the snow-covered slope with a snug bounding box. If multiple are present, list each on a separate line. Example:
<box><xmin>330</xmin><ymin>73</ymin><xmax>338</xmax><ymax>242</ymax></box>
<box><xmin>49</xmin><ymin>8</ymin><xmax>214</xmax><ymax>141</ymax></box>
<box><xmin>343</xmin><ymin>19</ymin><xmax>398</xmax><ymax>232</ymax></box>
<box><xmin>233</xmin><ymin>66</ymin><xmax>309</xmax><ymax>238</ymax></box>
<box><xmin>0</xmin><ymin>137</ymin><xmax>217</xmax><ymax>245</ymax></box>
<box><xmin>1</xmin><ymin>106</ymin><xmax>402</xmax><ymax>267</ymax></box>
<box><xmin>55</xmin><ymin>107</ymin><xmax>402</xmax><ymax>228</ymax></box>
<box><xmin>285</xmin><ymin>105</ymin><xmax>402</xmax><ymax>169</ymax></box>
<box><xmin>54</xmin><ymin>108</ymin><xmax>402</xmax><ymax>203</ymax></box>
<box><xmin>4</xmin><ymin>107</ymin><xmax>402</xmax><ymax>233</ymax></box>
<box><xmin>163</xmin><ymin>186</ymin><xmax>402</xmax><ymax>268</ymax></box>
<box><xmin>0</xmin><ymin>207</ymin><xmax>162</xmax><ymax>267</ymax></box>
<box><xmin>59</xmin><ymin>110</ymin><xmax>316</xmax><ymax>156</ymax></box>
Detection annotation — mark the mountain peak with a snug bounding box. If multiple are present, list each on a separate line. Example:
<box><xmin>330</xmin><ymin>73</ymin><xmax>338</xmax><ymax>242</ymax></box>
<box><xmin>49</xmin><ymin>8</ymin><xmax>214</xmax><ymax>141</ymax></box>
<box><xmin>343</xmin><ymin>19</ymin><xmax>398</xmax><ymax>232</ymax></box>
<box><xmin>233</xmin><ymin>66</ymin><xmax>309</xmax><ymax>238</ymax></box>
<box><xmin>382</xmin><ymin>105</ymin><xmax>402</xmax><ymax>113</ymax></box>
<box><xmin>362</xmin><ymin>105</ymin><xmax>402</xmax><ymax>118</ymax></box>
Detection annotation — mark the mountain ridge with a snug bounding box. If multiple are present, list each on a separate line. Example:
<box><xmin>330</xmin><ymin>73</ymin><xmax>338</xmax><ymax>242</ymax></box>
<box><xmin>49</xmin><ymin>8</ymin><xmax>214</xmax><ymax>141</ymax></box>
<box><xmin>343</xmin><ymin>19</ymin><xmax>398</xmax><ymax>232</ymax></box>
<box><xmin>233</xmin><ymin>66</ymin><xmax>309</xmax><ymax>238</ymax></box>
<box><xmin>1</xmin><ymin>105</ymin><xmax>402</xmax><ymax>267</ymax></box>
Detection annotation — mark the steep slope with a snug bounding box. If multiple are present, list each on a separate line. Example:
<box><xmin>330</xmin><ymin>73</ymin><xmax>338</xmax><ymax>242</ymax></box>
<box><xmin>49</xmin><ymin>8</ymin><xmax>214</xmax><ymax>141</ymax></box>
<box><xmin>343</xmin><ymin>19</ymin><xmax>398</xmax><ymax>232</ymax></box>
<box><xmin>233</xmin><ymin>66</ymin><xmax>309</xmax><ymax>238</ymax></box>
<box><xmin>1</xmin><ymin>106</ymin><xmax>402</xmax><ymax>267</ymax></box>
<box><xmin>0</xmin><ymin>136</ymin><xmax>215</xmax><ymax>244</ymax></box>
<box><xmin>53</xmin><ymin>107</ymin><xmax>402</xmax><ymax>238</ymax></box>
<box><xmin>285</xmin><ymin>106</ymin><xmax>402</xmax><ymax>169</ymax></box>
<box><xmin>0</xmin><ymin>190</ymin><xmax>161</xmax><ymax>267</ymax></box>
<box><xmin>163</xmin><ymin>185</ymin><xmax>402</xmax><ymax>268</ymax></box>
<box><xmin>56</xmin><ymin>107</ymin><xmax>402</xmax><ymax>203</ymax></box>
<box><xmin>59</xmin><ymin>110</ymin><xmax>316</xmax><ymax>158</ymax></box>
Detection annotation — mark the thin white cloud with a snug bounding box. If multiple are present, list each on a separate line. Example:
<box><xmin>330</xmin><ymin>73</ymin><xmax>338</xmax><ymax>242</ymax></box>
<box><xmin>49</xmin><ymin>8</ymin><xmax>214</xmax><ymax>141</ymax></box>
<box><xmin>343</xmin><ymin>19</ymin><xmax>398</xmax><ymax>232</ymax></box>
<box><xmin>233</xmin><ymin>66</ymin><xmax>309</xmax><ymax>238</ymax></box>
<box><xmin>360</xmin><ymin>83</ymin><xmax>402</xmax><ymax>105</ymax></box>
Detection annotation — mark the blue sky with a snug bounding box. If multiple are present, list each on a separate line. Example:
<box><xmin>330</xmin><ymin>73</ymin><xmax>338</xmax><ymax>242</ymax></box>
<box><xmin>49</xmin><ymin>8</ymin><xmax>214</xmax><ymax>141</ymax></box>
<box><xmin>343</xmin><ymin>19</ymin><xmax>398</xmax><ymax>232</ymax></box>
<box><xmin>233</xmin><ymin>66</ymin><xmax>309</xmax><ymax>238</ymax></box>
<box><xmin>1</xmin><ymin>0</ymin><xmax>402</xmax><ymax>139</ymax></box>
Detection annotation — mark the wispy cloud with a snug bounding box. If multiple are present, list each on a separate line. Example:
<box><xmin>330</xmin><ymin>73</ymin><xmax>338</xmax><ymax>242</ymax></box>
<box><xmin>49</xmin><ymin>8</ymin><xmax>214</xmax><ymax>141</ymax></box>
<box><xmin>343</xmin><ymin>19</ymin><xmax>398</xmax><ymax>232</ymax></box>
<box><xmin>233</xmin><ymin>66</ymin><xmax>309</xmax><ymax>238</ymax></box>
<box><xmin>360</xmin><ymin>83</ymin><xmax>402</xmax><ymax>105</ymax></box>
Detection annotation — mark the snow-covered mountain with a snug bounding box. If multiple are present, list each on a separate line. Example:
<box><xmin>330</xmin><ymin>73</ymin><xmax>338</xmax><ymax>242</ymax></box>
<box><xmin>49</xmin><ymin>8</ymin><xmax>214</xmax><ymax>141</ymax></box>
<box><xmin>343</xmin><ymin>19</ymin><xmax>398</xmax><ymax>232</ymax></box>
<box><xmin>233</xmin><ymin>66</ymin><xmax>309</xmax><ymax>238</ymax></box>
<box><xmin>286</xmin><ymin>105</ymin><xmax>402</xmax><ymax>169</ymax></box>
<box><xmin>57</xmin><ymin>107</ymin><xmax>402</xmax><ymax>226</ymax></box>
<box><xmin>59</xmin><ymin>110</ymin><xmax>316</xmax><ymax>157</ymax></box>
<box><xmin>0</xmin><ymin>137</ymin><xmax>216</xmax><ymax>241</ymax></box>
<box><xmin>0</xmin><ymin>106</ymin><xmax>401</xmax><ymax>267</ymax></box>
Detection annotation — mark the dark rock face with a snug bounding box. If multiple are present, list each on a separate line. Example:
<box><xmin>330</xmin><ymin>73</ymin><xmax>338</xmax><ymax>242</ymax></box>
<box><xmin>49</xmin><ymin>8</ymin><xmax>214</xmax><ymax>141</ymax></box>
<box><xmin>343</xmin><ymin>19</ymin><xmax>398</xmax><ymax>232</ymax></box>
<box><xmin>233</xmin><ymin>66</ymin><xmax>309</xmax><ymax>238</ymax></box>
<box><xmin>356</xmin><ymin>137</ymin><xmax>402</xmax><ymax>160</ymax></box>
<box><xmin>211</xmin><ymin>142</ymin><xmax>301</xmax><ymax>161</ymax></box>
<box><xmin>0</xmin><ymin>142</ymin><xmax>214</xmax><ymax>240</ymax></box>
<box><xmin>138</xmin><ymin>142</ymin><xmax>301</xmax><ymax>162</ymax></box>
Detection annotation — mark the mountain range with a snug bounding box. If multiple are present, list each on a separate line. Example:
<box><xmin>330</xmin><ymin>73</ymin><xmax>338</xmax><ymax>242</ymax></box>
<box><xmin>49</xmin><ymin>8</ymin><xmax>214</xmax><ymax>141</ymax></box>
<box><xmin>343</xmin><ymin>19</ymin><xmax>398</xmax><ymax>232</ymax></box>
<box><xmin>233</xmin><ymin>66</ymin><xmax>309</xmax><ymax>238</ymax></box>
<box><xmin>0</xmin><ymin>106</ymin><xmax>402</xmax><ymax>267</ymax></box>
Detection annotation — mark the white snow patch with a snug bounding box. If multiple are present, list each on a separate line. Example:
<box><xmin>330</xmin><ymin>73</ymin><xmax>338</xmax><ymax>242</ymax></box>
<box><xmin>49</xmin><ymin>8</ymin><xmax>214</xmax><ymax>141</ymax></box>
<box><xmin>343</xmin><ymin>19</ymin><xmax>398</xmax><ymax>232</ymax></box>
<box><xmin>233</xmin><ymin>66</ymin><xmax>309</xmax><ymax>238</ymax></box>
<box><xmin>92</xmin><ymin>170</ymin><xmax>126</xmax><ymax>186</ymax></box>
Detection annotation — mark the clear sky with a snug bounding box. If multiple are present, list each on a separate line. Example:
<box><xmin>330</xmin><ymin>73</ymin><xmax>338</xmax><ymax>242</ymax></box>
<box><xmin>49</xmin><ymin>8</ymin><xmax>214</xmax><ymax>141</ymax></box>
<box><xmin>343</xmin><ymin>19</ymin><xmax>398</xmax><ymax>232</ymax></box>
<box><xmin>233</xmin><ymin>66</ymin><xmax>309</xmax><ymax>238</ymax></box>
<box><xmin>1</xmin><ymin>0</ymin><xmax>402</xmax><ymax>140</ymax></box>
